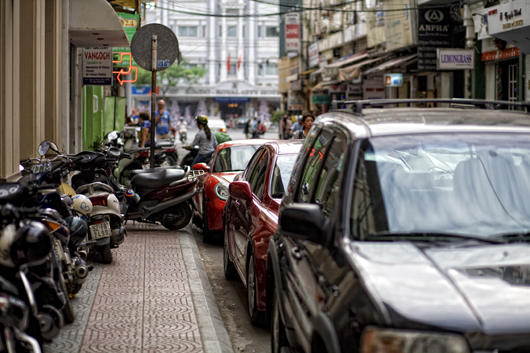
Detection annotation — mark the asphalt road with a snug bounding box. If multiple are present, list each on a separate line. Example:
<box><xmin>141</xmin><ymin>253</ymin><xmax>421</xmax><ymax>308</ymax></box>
<box><xmin>190</xmin><ymin>227</ymin><xmax>271</xmax><ymax>353</ymax></box>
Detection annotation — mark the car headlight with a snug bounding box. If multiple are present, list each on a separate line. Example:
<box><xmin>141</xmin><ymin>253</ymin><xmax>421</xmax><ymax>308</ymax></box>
<box><xmin>361</xmin><ymin>327</ymin><xmax>469</xmax><ymax>353</ymax></box>
<box><xmin>215</xmin><ymin>182</ymin><xmax>229</xmax><ymax>201</ymax></box>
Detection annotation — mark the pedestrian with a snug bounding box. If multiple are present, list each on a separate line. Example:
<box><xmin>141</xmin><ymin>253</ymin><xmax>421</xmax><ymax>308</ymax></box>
<box><xmin>183</xmin><ymin>115</ymin><xmax>218</xmax><ymax>166</ymax></box>
<box><xmin>292</xmin><ymin>114</ymin><xmax>314</xmax><ymax>140</ymax></box>
<box><xmin>253</xmin><ymin>120</ymin><xmax>266</xmax><ymax>138</ymax></box>
<box><xmin>128</xmin><ymin>108</ymin><xmax>139</xmax><ymax>126</ymax></box>
<box><xmin>243</xmin><ymin>119</ymin><xmax>251</xmax><ymax>139</ymax></box>
<box><xmin>250</xmin><ymin>116</ymin><xmax>258</xmax><ymax>135</ymax></box>
<box><xmin>139</xmin><ymin>112</ymin><xmax>152</xmax><ymax>148</ymax></box>
<box><xmin>290</xmin><ymin>116</ymin><xmax>303</xmax><ymax>135</ymax></box>
<box><xmin>280</xmin><ymin>114</ymin><xmax>292</xmax><ymax>140</ymax></box>
<box><xmin>154</xmin><ymin>99</ymin><xmax>172</xmax><ymax>140</ymax></box>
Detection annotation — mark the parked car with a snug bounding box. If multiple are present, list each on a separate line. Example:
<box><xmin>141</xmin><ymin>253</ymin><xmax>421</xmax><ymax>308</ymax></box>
<box><xmin>223</xmin><ymin>140</ymin><xmax>302</xmax><ymax>325</ymax></box>
<box><xmin>207</xmin><ymin>117</ymin><xmax>228</xmax><ymax>133</ymax></box>
<box><xmin>236</xmin><ymin>116</ymin><xmax>251</xmax><ymax>128</ymax></box>
<box><xmin>192</xmin><ymin>139</ymin><xmax>275</xmax><ymax>242</ymax></box>
<box><xmin>267</xmin><ymin>99</ymin><xmax>530</xmax><ymax>353</ymax></box>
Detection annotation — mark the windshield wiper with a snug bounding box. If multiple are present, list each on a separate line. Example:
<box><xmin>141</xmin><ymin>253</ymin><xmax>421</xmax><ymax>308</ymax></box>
<box><xmin>364</xmin><ymin>231</ymin><xmax>503</xmax><ymax>244</ymax></box>
<box><xmin>490</xmin><ymin>232</ymin><xmax>530</xmax><ymax>242</ymax></box>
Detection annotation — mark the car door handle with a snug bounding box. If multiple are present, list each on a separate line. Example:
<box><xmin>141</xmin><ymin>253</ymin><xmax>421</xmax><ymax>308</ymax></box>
<box><xmin>291</xmin><ymin>247</ymin><xmax>302</xmax><ymax>260</ymax></box>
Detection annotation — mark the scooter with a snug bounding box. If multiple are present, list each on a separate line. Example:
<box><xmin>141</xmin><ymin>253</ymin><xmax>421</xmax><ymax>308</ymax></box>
<box><xmin>180</xmin><ymin>146</ymin><xmax>199</xmax><ymax>168</ymax></box>
<box><xmin>123</xmin><ymin>167</ymin><xmax>204</xmax><ymax>230</ymax></box>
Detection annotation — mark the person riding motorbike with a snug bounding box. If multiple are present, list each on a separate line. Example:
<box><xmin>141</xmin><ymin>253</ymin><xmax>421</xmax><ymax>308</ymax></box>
<box><xmin>139</xmin><ymin>112</ymin><xmax>152</xmax><ymax>148</ymax></box>
<box><xmin>183</xmin><ymin>115</ymin><xmax>218</xmax><ymax>166</ymax></box>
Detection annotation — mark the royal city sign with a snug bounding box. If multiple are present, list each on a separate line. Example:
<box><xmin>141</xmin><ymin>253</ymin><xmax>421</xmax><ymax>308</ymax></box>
<box><xmin>437</xmin><ymin>49</ymin><xmax>474</xmax><ymax>70</ymax></box>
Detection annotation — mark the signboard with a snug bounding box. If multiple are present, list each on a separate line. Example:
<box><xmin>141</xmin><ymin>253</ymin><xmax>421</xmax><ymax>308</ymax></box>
<box><xmin>113</xmin><ymin>12</ymin><xmax>139</xmax><ymax>68</ymax></box>
<box><xmin>312</xmin><ymin>94</ymin><xmax>331</xmax><ymax>104</ymax></box>
<box><xmin>83</xmin><ymin>47</ymin><xmax>112</xmax><ymax>85</ymax></box>
<box><xmin>364</xmin><ymin>79</ymin><xmax>385</xmax><ymax>100</ymax></box>
<box><xmin>487</xmin><ymin>0</ymin><xmax>530</xmax><ymax>54</ymax></box>
<box><xmin>384</xmin><ymin>73</ymin><xmax>403</xmax><ymax>87</ymax></box>
<box><xmin>418</xmin><ymin>3</ymin><xmax>465</xmax><ymax>71</ymax></box>
<box><xmin>437</xmin><ymin>49</ymin><xmax>474</xmax><ymax>70</ymax></box>
<box><xmin>309</xmin><ymin>43</ymin><xmax>319</xmax><ymax>68</ymax></box>
<box><xmin>285</xmin><ymin>13</ymin><xmax>300</xmax><ymax>53</ymax></box>
<box><xmin>482</xmin><ymin>47</ymin><xmax>520</xmax><ymax>61</ymax></box>
<box><xmin>131</xmin><ymin>24</ymin><xmax>181</xmax><ymax>72</ymax></box>
<box><xmin>288</xmin><ymin>90</ymin><xmax>303</xmax><ymax>110</ymax></box>
<box><xmin>384</xmin><ymin>0</ymin><xmax>415</xmax><ymax>52</ymax></box>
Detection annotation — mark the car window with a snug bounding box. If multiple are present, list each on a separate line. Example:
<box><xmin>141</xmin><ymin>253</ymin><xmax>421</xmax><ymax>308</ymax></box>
<box><xmin>296</xmin><ymin>129</ymin><xmax>333</xmax><ymax>203</ymax></box>
<box><xmin>212</xmin><ymin>145</ymin><xmax>259</xmax><ymax>173</ymax></box>
<box><xmin>243</xmin><ymin>149</ymin><xmax>264</xmax><ymax>181</ymax></box>
<box><xmin>314</xmin><ymin>136</ymin><xmax>346</xmax><ymax>219</ymax></box>
<box><xmin>247</xmin><ymin>149</ymin><xmax>269</xmax><ymax>200</ymax></box>
<box><xmin>270</xmin><ymin>153</ymin><xmax>299</xmax><ymax>199</ymax></box>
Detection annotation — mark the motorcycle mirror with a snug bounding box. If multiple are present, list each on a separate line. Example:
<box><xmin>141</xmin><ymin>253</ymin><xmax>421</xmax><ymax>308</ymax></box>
<box><xmin>37</xmin><ymin>141</ymin><xmax>50</xmax><ymax>156</ymax></box>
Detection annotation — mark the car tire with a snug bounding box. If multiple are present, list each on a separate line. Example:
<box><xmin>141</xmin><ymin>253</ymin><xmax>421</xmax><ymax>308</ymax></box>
<box><xmin>223</xmin><ymin>233</ymin><xmax>238</xmax><ymax>280</ymax></box>
<box><xmin>247</xmin><ymin>254</ymin><xmax>266</xmax><ymax>326</ymax></box>
<box><xmin>271</xmin><ymin>287</ymin><xmax>289</xmax><ymax>353</ymax></box>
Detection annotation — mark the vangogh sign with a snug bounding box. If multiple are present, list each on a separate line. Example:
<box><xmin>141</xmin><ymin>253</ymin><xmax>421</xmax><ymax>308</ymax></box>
<box><xmin>83</xmin><ymin>47</ymin><xmax>113</xmax><ymax>86</ymax></box>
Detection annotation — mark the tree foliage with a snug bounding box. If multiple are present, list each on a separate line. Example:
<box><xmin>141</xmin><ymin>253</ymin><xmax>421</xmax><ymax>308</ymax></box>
<box><xmin>271</xmin><ymin>110</ymin><xmax>285</xmax><ymax>124</ymax></box>
<box><xmin>136</xmin><ymin>62</ymin><xmax>206</xmax><ymax>97</ymax></box>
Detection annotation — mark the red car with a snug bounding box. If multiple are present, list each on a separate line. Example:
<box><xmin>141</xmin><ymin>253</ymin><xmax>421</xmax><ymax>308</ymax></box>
<box><xmin>223</xmin><ymin>140</ymin><xmax>302</xmax><ymax>325</ymax></box>
<box><xmin>192</xmin><ymin>139</ymin><xmax>275</xmax><ymax>242</ymax></box>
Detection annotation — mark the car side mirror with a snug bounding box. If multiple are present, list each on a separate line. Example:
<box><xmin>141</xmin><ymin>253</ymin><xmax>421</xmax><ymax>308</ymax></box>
<box><xmin>279</xmin><ymin>204</ymin><xmax>326</xmax><ymax>245</ymax></box>
<box><xmin>192</xmin><ymin>163</ymin><xmax>210</xmax><ymax>172</ymax></box>
<box><xmin>229</xmin><ymin>181</ymin><xmax>253</xmax><ymax>203</ymax></box>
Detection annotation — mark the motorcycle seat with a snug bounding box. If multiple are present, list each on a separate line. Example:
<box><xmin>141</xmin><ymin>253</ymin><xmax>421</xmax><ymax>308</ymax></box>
<box><xmin>131</xmin><ymin>168</ymin><xmax>186</xmax><ymax>189</ymax></box>
<box><xmin>129</xmin><ymin>166</ymin><xmax>181</xmax><ymax>179</ymax></box>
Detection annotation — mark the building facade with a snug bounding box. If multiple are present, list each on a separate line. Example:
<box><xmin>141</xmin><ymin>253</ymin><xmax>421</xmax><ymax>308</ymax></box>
<box><xmin>137</xmin><ymin>0</ymin><xmax>281</xmax><ymax>122</ymax></box>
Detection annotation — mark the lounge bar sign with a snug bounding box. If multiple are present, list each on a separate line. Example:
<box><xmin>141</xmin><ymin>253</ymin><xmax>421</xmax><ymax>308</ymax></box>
<box><xmin>437</xmin><ymin>49</ymin><xmax>474</xmax><ymax>70</ymax></box>
<box><xmin>487</xmin><ymin>0</ymin><xmax>530</xmax><ymax>54</ymax></box>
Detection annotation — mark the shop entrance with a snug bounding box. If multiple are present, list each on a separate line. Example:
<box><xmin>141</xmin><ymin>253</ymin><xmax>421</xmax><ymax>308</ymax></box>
<box><xmin>218</xmin><ymin>102</ymin><xmax>245</xmax><ymax>119</ymax></box>
<box><xmin>496</xmin><ymin>58</ymin><xmax>519</xmax><ymax>103</ymax></box>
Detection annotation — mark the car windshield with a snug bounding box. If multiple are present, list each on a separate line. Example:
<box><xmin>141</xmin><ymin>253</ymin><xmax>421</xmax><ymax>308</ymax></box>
<box><xmin>351</xmin><ymin>133</ymin><xmax>530</xmax><ymax>239</ymax></box>
<box><xmin>212</xmin><ymin>145</ymin><xmax>259</xmax><ymax>173</ymax></box>
<box><xmin>270</xmin><ymin>154</ymin><xmax>299</xmax><ymax>199</ymax></box>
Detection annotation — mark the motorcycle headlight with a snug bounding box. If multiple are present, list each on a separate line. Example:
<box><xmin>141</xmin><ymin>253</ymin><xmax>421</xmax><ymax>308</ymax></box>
<box><xmin>215</xmin><ymin>182</ymin><xmax>229</xmax><ymax>201</ymax></box>
<box><xmin>361</xmin><ymin>327</ymin><xmax>469</xmax><ymax>353</ymax></box>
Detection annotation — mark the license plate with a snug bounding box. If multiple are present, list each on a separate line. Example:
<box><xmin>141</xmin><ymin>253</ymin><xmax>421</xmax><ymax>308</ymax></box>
<box><xmin>53</xmin><ymin>239</ymin><xmax>64</xmax><ymax>261</ymax></box>
<box><xmin>89</xmin><ymin>222</ymin><xmax>111</xmax><ymax>240</ymax></box>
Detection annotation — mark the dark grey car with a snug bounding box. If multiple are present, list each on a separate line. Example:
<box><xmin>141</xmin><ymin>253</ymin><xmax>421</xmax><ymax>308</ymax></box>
<box><xmin>267</xmin><ymin>99</ymin><xmax>530</xmax><ymax>353</ymax></box>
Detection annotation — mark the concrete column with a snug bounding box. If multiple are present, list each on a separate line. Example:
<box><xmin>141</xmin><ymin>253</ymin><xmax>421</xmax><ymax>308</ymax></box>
<box><xmin>220</xmin><ymin>8</ymin><xmax>227</xmax><ymax>81</ymax></box>
<box><xmin>526</xmin><ymin>55</ymin><xmax>530</xmax><ymax>102</ymax></box>
<box><xmin>0</xmin><ymin>0</ymin><xmax>21</xmax><ymax>180</ymax></box>
<box><xmin>208</xmin><ymin>0</ymin><xmax>216</xmax><ymax>84</ymax></box>
<box><xmin>248</xmin><ymin>4</ymin><xmax>256</xmax><ymax>84</ymax></box>
<box><xmin>237</xmin><ymin>8</ymin><xmax>244</xmax><ymax>80</ymax></box>
<box><xmin>485</xmin><ymin>63</ymin><xmax>495</xmax><ymax>100</ymax></box>
<box><xmin>70</xmin><ymin>46</ymin><xmax>83</xmax><ymax>153</ymax></box>
<box><xmin>61</xmin><ymin>0</ymin><xmax>69</xmax><ymax>153</ymax></box>
<box><xmin>45</xmin><ymin>0</ymin><xmax>62</xmax><ymax>147</ymax></box>
<box><xmin>19</xmin><ymin>0</ymin><xmax>46</xmax><ymax>160</ymax></box>
<box><xmin>440</xmin><ymin>72</ymin><xmax>452</xmax><ymax>98</ymax></box>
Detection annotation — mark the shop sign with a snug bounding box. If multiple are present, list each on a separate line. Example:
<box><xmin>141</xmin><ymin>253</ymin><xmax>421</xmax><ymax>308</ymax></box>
<box><xmin>83</xmin><ymin>47</ymin><xmax>112</xmax><ymax>85</ymax></box>
<box><xmin>383</xmin><ymin>73</ymin><xmax>403</xmax><ymax>87</ymax></box>
<box><xmin>482</xmin><ymin>47</ymin><xmax>520</xmax><ymax>61</ymax></box>
<box><xmin>329</xmin><ymin>83</ymin><xmax>348</xmax><ymax>94</ymax></box>
<box><xmin>285</xmin><ymin>13</ymin><xmax>300</xmax><ymax>54</ymax></box>
<box><xmin>312</xmin><ymin>95</ymin><xmax>331</xmax><ymax>104</ymax></box>
<box><xmin>486</xmin><ymin>1</ymin><xmax>530</xmax><ymax>54</ymax></box>
<box><xmin>288</xmin><ymin>90</ymin><xmax>303</xmax><ymax>110</ymax></box>
<box><xmin>437</xmin><ymin>49</ymin><xmax>474</xmax><ymax>70</ymax></box>
<box><xmin>418</xmin><ymin>3</ymin><xmax>465</xmax><ymax>71</ymax></box>
<box><xmin>113</xmin><ymin>12</ymin><xmax>139</xmax><ymax>68</ymax></box>
<box><xmin>291</xmin><ymin>79</ymin><xmax>302</xmax><ymax>91</ymax></box>
<box><xmin>384</xmin><ymin>0</ymin><xmax>415</xmax><ymax>52</ymax></box>
<box><xmin>309</xmin><ymin>43</ymin><xmax>319</xmax><ymax>68</ymax></box>
<box><xmin>364</xmin><ymin>80</ymin><xmax>385</xmax><ymax>100</ymax></box>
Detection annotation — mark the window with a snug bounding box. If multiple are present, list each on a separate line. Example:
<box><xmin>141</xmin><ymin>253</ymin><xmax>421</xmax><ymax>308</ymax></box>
<box><xmin>227</xmin><ymin>26</ymin><xmax>237</xmax><ymax>37</ymax></box>
<box><xmin>178</xmin><ymin>26</ymin><xmax>198</xmax><ymax>37</ymax></box>
<box><xmin>243</xmin><ymin>25</ymin><xmax>245</xmax><ymax>38</ymax></box>
<box><xmin>314</xmin><ymin>137</ymin><xmax>346</xmax><ymax>219</ymax></box>
<box><xmin>296</xmin><ymin>130</ymin><xmax>333</xmax><ymax>203</ymax></box>
<box><xmin>265</xmin><ymin>63</ymin><xmax>278</xmax><ymax>76</ymax></box>
<box><xmin>258</xmin><ymin>25</ymin><xmax>261</xmax><ymax>37</ymax></box>
<box><xmin>213</xmin><ymin>146</ymin><xmax>259</xmax><ymax>173</ymax></box>
<box><xmin>202</xmin><ymin>25</ymin><xmax>206</xmax><ymax>37</ymax></box>
<box><xmin>228</xmin><ymin>63</ymin><xmax>237</xmax><ymax>75</ymax></box>
<box><xmin>247</xmin><ymin>149</ymin><xmax>270</xmax><ymax>200</ymax></box>
<box><xmin>270</xmin><ymin>154</ymin><xmax>299</xmax><ymax>198</ymax></box>
<box><xmin>266</xmin><ymin>26</ymin><xmax>279</xmax><ymax>37</ymax></box>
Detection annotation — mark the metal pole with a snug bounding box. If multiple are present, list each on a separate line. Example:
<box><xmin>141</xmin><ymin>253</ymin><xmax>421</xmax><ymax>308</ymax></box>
<box><xmin>150</xmin><ymin>35</ymin><xmax>157</xmax><ymax>169</ymax></box>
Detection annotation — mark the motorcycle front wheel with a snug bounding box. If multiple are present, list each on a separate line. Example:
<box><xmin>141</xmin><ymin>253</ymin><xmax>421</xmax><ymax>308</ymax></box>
<box><xmin>160</xmin><ymin>204</ymin><xmax>192</xmax><ymax>230</ymax></box>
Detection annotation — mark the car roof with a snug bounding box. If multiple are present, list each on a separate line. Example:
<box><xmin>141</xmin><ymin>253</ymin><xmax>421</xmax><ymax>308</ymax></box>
<box><xmin>262</xmin><ymin>140</ymin><xmax>304</xmax><ymax>154</ymax></box>
<box><xmin>217</xmin><ymin>139</ymin><xmax>277</xmax><ymax>149</ymax></box>
<box><xmin>317</xmin><ymin>107</ymin><xmax>530</xmax><ymax>138</ymax></box>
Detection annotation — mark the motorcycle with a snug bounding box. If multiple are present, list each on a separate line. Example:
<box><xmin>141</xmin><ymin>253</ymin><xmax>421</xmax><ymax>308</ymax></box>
<box><xmin>123</xmin><ymin>166</ymin><xmax>204</xmax><ymax>230</ymax></box>
<box><xmin>180</xmin><ymin>146</ymin><xmax>199</xmax><ymax>168</ymax></box>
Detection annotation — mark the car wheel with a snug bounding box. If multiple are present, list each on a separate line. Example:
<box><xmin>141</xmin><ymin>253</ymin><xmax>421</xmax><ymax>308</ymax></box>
<box><xmin>223</xmin><ymin>233</ymin><xmax>238</xmax><ymax>280</ymax></box>
<box><xmin>271</xmin><ymin>287</ymin><xmax>289</xmax><ymax>353</ymax></box>
<box><xmin>202</xmin><ymin>195</ymin><xmax>211</xmax><ymax>242</ymax></box>
<box><xmin>247</xmin><ymin>254</ymin><xmax>266</xmax><ymax>326</ymax></box>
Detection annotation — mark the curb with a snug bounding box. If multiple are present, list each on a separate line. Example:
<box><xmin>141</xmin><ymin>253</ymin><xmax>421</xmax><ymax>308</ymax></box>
<box><xmin>179</xmin><ymin>225</ymin><xmax>234</xmax><ymax>353</ymax></box>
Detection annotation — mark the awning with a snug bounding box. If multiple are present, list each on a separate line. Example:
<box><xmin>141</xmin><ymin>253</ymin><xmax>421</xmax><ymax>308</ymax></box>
<box><xmin>363</xmin><ymin>54</ymin><xmax>417</xmax><ymax>75</ymax></box>
<box><xmin>309</xmin><ymin>68</ymin><xmax>324</xmax><ymax>83</ymax></box>
<box><xmin>325</xmin><ymin>52</ymin><xmax>369</xmax><ymax>69</ymax></box>
<box><xmin>299</xmin><ymin>69</ymin><xmax>316</xmax><ymax>76</ymax></box>
<box><xmin>311</xmin><ymin>80</ymin><xmax>340</xmax><ymax>92</ymax></box>
<box><xmin>69</xmin><ymin>0</ymin><xmax>130</xmax><ymax>47</ymax></box>
<box><xmin>338</xmin><ymin>57</ymin><xmax>384</xmax><ymax>82</ymax></box>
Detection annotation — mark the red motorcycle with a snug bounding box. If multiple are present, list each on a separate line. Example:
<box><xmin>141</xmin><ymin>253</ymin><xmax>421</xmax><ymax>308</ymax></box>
<box><xmin>124</xmin><ymin>166</ymin><xmax>204</xmax><ymax>230</ymax></box>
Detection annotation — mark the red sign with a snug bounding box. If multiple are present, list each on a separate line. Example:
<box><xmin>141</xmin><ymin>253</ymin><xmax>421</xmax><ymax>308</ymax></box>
<box><xmin>482</xmin><ymin>47</ymin><xmax>520</xmax><ymax>61</ymax></box>
<box><xmin>286</xmin><ymin>24</ymin><xmax>300</xmax><ymax>38</ymax></box>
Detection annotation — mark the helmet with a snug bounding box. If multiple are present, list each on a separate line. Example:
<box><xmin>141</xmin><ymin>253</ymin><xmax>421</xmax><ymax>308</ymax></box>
<box><xmin>196</xmin><ymin>115</ymin><xmax>208</xmax><ymax>125</ymax></box>
<box><xmin>72</xmin><ymin>194</ymin><xmax>92</xmax><ymax>216</ymax></box>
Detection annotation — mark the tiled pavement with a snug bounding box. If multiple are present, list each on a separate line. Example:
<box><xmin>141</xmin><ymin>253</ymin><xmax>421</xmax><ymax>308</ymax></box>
<box><xmin>44</xmin><ymin>223</ymin><xmax>232</xmax><ymax>353</ymax></box>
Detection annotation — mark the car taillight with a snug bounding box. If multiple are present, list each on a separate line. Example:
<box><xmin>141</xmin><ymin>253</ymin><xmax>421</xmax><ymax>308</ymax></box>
<box><xmin>221</xmin><ymin>128</ymin><xmax>226</xmax><ymax>133</ymax></box>
<box><xmin>139</xmin><ymin>151</ymin><xmax>149</xmax><ymax>158</ymax></box>
<box><xmin>90</xmin><ymin>195</ymin><xmax>107</xmax><ymax>207</ymax></box>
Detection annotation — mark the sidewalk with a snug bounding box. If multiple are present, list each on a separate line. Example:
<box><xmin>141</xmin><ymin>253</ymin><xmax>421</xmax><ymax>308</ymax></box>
<box><xmin>44</xmin><ymin>223</ymin><xmax>233</xmax><ymax>353</ymax></box>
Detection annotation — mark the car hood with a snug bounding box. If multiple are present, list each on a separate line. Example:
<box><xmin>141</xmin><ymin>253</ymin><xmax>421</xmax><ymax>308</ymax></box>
<box><xmin>213</xmin><ymin>171</ymin><xmax>240</xmax><ymax>183</ymax></box>
<box><xmin>350</xmin><ymin>241</ymin><xmax>530</xmax><ymax>336</ymax></box>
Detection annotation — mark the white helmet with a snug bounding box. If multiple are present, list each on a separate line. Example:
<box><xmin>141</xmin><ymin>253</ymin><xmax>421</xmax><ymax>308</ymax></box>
<box><xmin>72</xmin><ymin>194</ymin><xmax>93</xmax><ymax>216</ymax></box>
